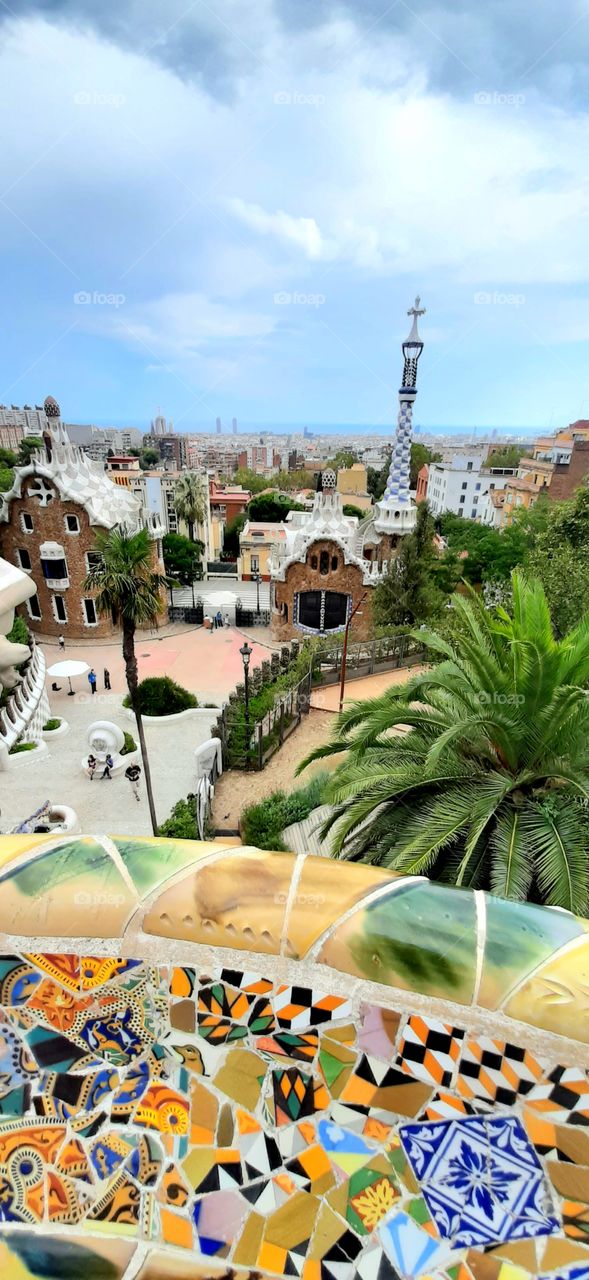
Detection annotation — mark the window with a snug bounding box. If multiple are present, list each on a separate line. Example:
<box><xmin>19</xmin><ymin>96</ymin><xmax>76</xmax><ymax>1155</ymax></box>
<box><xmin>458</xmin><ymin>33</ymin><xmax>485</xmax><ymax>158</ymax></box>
<box><xmin>83</xmin><ymin>598</ymin><xmax>98</xmax><ymax>625</ymax></box>
<box><xmin>331</xmin><ymin>556</ymin><xmax>338</xmax><ymax>571</ymax></box>
<box><xmin>475</xmin><ymin>483</ymin><xmax>481</xmax><ymax>492</ymax></box>
<box><xmin>457</xmin><ymin>509</ymin><xmax>463</xmax><ymax>517</ymax></box>
<box><xmin>459</xmin><ymin>495</ymin><xmax>466</xmax><ymax>505</ymax></box>
<box><xmin>65</xmin><ymin>514</ymin><xmax>80</xmax><ymax>534</ymax></box>
<box><xmin>20</xmin><ymin>512</ymin><xmax>33</xmax><ymax>533</ymax></box>
<box><xmin>17</xmin><ymin>549</ymin><xmax>31</xmax><ymax>571</ymax></box>
<box><xmin>26</xmin><ymin>593</ymin><xmax>41</xmax><ymax>620</ymax></box>
<box><xmin>489</xmin><ymin>483</ymin><xmax>495</xmax><ymax>490</ymax></box>
<box><xmin>320</xmin><ymin>551</ymin><xmax>329</xmax><ymax>575</ymax></box>
<box><xmin>310</xmin><ymin>554</ymin><xmax>318</xmax><ymax>570</ymax></box>
<box><xmin>40</xmin><ymin>554</ymin><xmax>68</xmax><ymax>585</ymax></box>
<box><xmin>52</xmin><ymin>596</ymin><xmax>67</xmax><ymax>623</ymax></box>
<box><xmin>86</xmin><ymin>551</ymin><xmax>104</xmax><ymax>571</ymax></box>
<box><xmin>251</xmin><ymin>555</ymin><xmax>259</xmax><ymax>573</ymax></box>
<box><xmin>461</xmin><ymin>482</ymin><xmax>467</xmax><ymax>491</ymax></box>
<box><xmin>472</xmin><ymin>495</ymin><xmax>478</xmax><ymax>506</ymax></box>
<box><xmin>471</xmin><ymin>509</ymin><xmax>477</xmax><ymax>519</ymax></box>
<box><xmin>467</xmin><ymin>461</ymin><xmax>473</xmax><ymax>472</ymax></box>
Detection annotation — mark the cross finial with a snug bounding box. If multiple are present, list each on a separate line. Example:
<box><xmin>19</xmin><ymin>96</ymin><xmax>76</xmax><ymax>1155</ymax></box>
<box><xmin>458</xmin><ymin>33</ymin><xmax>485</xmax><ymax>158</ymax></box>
<box><xmin>407</xmin><ymin>295</ymin><xmax>426</xmax><ymax>319</ymax></box>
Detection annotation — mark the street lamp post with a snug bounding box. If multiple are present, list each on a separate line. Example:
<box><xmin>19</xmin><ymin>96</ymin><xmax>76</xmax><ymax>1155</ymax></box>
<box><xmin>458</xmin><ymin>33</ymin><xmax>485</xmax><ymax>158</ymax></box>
<box><xmin>253</xmin><ymin>571</ymin><xmax>261</xmax><ymax>615</ymax></box>
<box><xmin>338</xmin><ymin>593</ymin><xmax>367</xmax><ymax>713</ymax></box>
<box><xmin>240</xmin><ymin>641</ymin><xmax>252</xmax><ymax>769</ymax></box>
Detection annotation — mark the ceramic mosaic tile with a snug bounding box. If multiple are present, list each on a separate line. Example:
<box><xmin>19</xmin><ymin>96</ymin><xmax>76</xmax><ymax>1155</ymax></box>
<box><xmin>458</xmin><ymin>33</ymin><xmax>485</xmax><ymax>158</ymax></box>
<box><xmin>0</xmin><ymin>834</ymin><xmax>588</xmax><ymax>1278</ymax></box>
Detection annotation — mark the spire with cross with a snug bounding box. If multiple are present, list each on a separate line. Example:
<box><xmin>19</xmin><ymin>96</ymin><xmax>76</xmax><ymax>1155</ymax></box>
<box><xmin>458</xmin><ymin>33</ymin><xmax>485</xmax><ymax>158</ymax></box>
<box><xmin>375</xmin><ymin>296</ymin><xmax>426</xmax><ymax>530</ymax></box>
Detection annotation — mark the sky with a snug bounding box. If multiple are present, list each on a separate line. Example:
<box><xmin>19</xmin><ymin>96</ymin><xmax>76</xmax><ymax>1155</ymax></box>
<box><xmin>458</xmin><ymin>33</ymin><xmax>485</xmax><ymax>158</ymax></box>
<box><xmin>1</xmin><ymin>1</ymin><xmax>589</xmax><ymax>431</ymax></box>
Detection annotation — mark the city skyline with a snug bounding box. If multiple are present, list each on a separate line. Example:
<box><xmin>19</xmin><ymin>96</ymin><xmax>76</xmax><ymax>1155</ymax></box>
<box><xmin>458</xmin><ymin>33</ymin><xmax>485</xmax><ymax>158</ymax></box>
<box><xmin>1</xmin><ymin>3</ymin><xmax>589</xmax><ymax>427</ymax></box>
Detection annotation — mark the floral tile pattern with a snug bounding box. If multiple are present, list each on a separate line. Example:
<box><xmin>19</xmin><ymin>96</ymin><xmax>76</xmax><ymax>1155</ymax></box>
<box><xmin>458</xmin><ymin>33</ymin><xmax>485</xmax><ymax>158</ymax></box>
<box><xmin>0</xmin><ymin>835</ymin><xmax>587</xmax><ymax>1277</ymax></box>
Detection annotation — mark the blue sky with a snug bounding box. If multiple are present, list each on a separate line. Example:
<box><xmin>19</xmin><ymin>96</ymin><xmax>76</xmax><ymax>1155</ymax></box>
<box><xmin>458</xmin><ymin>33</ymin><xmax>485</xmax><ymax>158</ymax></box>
<box><xmin>1</xmin><ymin>1</ymin><xmax>589</xmax><ymax>431</ymax></box>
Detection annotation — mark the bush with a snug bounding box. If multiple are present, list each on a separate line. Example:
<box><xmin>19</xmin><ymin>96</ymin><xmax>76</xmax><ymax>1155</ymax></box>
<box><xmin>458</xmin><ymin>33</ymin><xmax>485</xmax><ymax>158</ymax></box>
<box><xmin>6</xmin><ymin>615</ymin><xmax>29</xmax><ymax>648</ymax></box>
<box><xmin>9</xmin><ymin>741</ymin><xmax>37</xmax><ymax>754</ymax></box>
<box><xmin>240</xmin><ymin>773</ymin><xmax>328</xmax><ymax>850</ymax></box>
<box><xmin>123</xmin><ymin>676</ymin><xmax>197</xmax><ymax>717</ymax></box>
<box><xmin>158</xmin><ymin>795</ymin><xmax>198</xmax><ymax>839</ymax></box>
<box><xmin>43</xmin><ymin>718</ymin><xmax>61</xmax><ymax>731</ymax></box>
<box><xmin>121</xmin><ymin>731</ymin><xmax>137</xmax><ymax>755</ymax></box>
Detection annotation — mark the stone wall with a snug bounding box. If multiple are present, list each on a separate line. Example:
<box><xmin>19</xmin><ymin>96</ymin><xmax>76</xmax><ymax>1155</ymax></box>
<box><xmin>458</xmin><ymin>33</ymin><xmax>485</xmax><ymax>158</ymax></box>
<box><xmin>0</xmin><ymin>833</ymin><xmax>587</xmax><ymax>1280</ymax></box>
<box><xmin>273</xmin><ymin>538</ymin><xmax>375</xmax><ymax>641</ymax></box>
<box><xmin>0</xmin><ymin>482</ymin><xmax>168</xmax><ymax>640</ymax></box>
<box><xmin>549</xmin><ymin>439</ymin><xmax>589</xmax><ymax>502</ymax></box>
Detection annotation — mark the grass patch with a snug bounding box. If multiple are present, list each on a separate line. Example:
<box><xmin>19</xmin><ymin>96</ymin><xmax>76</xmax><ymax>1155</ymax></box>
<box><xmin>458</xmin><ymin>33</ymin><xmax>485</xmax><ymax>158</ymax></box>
<box><xmin>240</xmin><ymin>772</ymin><xmax>328</xmax><ymax>851</ymax></box>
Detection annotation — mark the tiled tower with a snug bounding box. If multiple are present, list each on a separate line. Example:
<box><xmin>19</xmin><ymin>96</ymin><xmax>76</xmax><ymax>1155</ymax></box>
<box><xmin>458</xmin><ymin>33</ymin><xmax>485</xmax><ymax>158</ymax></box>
<box><xmin>374</xmin><ymin>296</ymin><xmax>426</xmax><ymax>536</ymax></box>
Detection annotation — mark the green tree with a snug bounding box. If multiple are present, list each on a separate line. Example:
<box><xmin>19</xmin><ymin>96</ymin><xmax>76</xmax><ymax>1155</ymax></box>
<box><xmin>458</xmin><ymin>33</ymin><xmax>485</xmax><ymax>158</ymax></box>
<box><xmin>174</xmin><ymin>471</ymin><xmax>207</xmax><ymax>542</ymax></box>
<box><xmin>0</xmin><ymin>447</ymin><xmax>17</xmax><ymax>469</ymax></box>
<box><xmin>84</xmin><ymin>527</ymin><xmax>169</xmax><ymax>835</ymax></box>
<box><xmin>140</xmin><ymin>448</ymin><xmax>160</xmax><ymax>470</ymax></box>
<box><xmin>486</xmin><ymin>445</ymin><xmax>528</xmax><ymax>469</ymax></box>
<box><xmin>0</xmin><ymin>466</ymin><xmax>14</xmax><ymax>493</ymax></box>
<box><xmin>162</xmin><ymin>532</ymin><xmax>203</xmax><ymax>604</ymax></box>
<box><xmin>326</xmin><ymin>449</ymin><xmax>358</xmax><ymax>470</ymax></box>
<box><xmin>17</xmin><ymin>437</ymin><xmax>43</xmax><ymax>466</ymax></box>
<box><xmin>233</xmin><ymin>468</ymin><xmax>269</xmax><ymax>494</ymax></box>
<box><xmin>222</xmin><ymin>513</ymin><xmax>246</xmax><ymax>558</ymax></box>
<box><xmin>410</xmin><ymin>443</ymin><xmax>442</xmax><ymax>489</ymax></box>
<box><xmin>301</xmin><ymin>575</ymin><xmax>589</xmax><ymax>913</ymax></box>
<box><xmin>343</xmin><ymin>504</ymin><xmax>366</xmax><ymax>519</ymax></box>
<box><xmin>247</xmin><ymin>492</ymin><xmax>305</xmax><ymax>522</ymax></box>
<box><xmin>373</xmin><ymin>502</ymin><xmax>444</xmax><ymax>626</ymax></box>
<box><xmin>528</xmin><ymin>487</ymin><xmax>589</xmax><ymax>634</ymax></box>
<box><xmin>440</xmin><ymin>514</ymin><xmax>528</xmax><ymax>584</ymax></box>
<box><xmin>273</xmin><ymin>469</ymin><xmax>314</xmax><ymax>491</ymax></box>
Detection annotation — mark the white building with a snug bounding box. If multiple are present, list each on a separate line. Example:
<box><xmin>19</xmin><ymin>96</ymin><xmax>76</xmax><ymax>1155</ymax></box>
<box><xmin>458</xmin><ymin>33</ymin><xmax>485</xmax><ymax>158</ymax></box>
<box><xmin>426</xmin><ymin>453</ymin><xmax>517</xmax><ymax>521</ymax></box>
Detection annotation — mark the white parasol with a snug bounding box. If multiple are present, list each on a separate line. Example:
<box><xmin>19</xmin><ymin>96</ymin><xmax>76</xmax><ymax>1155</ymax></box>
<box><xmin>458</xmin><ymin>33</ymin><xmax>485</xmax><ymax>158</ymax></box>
<box><xmin>47</xmin><ymin>658</ymin><xmax>90</xmax><ymax>696</ymax></box>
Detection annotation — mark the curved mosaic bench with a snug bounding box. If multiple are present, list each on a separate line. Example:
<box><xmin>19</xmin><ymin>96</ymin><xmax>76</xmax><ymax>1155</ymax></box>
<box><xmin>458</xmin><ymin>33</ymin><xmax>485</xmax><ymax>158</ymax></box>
<box><xmin>0</xmin><ymin>833</ymin><xmax>588</xmax><ymax>1280</ymax></box>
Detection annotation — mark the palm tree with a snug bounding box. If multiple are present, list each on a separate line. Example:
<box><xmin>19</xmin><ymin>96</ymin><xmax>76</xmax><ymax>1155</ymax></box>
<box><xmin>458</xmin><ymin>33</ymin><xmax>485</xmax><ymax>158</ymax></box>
<box><xmin>300</xmin><ymin>575</ymin><xmax>589</xmax><ymax>913</ymax></box>
<box><xmin>84</xmin><ymin>526</ymin><xmax>168</xmax><ymax>835</ymax></box>
<box><xmin>174</xmin><ymin>472</ymin><xmax>206</xmax><ymax>543</ymax></box>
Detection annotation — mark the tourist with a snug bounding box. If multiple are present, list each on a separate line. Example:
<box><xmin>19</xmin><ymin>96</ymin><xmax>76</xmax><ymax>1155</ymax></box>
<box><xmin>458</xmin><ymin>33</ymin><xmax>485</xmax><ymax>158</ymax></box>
<box><xmin>87</xmin><ymin>754</ymin><xmax>97</xmax><ymax>781</ymax></box>
<box><xmin>101</xmin><ymin>753</ymin><xmax>114</xmax><ymax>780</ymax></box>
<box><xmin>224</xmin><ymin>612</ymin><xmax>230</xmax><ymax>628</ymax></box>
<box><xmin>88</xmin><ymin>668</ymin><xmax>97</xmax><ymax>695</ymax></box>
<box><xmin>104</xmin><ymin>667</ymin><xmax>111</xmax><ymax>690</ymax></box>
<box><xmin>125</xmin><ymin>761</ymin><xmax>141</xmax><ymax>801</ymax></box>
<box><xmin>58</xmin><ymin>634</ymin><xmax>65</xmax><ymax>652</ymax></box>
<box><xmin>216</xmin><ymin>610</ymin><xmax>223</xmax><ymax>630</ymax></box>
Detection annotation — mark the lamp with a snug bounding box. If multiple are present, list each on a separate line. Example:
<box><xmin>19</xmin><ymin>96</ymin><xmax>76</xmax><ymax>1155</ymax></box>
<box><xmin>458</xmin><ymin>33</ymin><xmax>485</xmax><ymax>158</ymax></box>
<box><xmin>240</xmin><ymin>641</ymin><xmax>252</xmax><ymax>769</ymax></box>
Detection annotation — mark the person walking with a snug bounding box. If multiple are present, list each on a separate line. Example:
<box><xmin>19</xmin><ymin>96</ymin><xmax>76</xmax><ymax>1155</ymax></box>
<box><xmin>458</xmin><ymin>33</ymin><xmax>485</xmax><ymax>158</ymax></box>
<box><xmin>125</xmin><ymin>762</ymin><xmax>141</xmax><ymax>802</ymax></box>
<box><xmin>88</xmin><ymin>668</ymin><xmax>97</xmax><ymax>695</ymax></box>
<box><xmin>87</xmin><ymin>754</ymin><xmax>97</xmax><ymax>781</ymax></box>
<box><xmin>58</xmin><ymin>634</ymin><xmax>65</xmax><ymax>652</ymax></box>
<box><xmin>103</xmin><ymin>667</ymin><xmax>111</xmax><ymax>691</ymax></box>
<box><xmin>216</xmin><ymin>609</ymin><xmax>223</xmax><ymax>631</ymax></box>
<box><xmin>224</xmin><ymin>612</ymin><xmax>230</xmax><ymax>628</ymax></box>
<box><xmin>101</xmin><ymin>753</ymin><xmax>113</xmax><ymax>780</ymax></box>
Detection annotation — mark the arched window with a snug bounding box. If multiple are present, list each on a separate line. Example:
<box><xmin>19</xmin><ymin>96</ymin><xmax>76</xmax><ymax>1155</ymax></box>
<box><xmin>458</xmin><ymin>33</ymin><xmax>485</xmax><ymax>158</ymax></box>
<box><xmin>331</xmin><ymin>555</ymin><xmax>338</xmax><ymax>571</ymax></box>
<box><xmin>320</xmin><ymin>551</ymin><xmax>329</xmax><ymax>575</ymax></box>
<box><xmin>310</xmin><ymin>554</ymin><xmax>318</xmax><ymax>570</ymax></box>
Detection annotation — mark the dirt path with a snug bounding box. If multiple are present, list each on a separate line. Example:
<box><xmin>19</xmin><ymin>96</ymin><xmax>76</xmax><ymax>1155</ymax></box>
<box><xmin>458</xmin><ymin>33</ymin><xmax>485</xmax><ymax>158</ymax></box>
<box><xmin>212</xmin><ymin>708</ymin><xmax>335</xmax><ymax>831</ymax></box>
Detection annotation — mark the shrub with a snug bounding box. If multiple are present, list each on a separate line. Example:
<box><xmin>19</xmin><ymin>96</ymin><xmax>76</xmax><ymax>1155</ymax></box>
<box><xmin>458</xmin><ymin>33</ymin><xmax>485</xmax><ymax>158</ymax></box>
<box><xmin>240</xmin><ymin>773</ymin><xmax>328</xmax><ymax>850</ymax></box>
<box><xmin>6</xmin><ymin>615</ymin><xmax>29</xmax><ymax>648</ymax></box>
<box><xmin>43</xmin><ymin>718</ymin><xmax>61</xmax><ymax>731</ymax></box>
<box><xmin>123</xmin><ymin>676</ymin><xmax>197</xmax><ymax>717</ymax></box>
<box><xmin>121</xmin><ymin>730</ymin><xmax>137</xmax><ymax>755</ymax></box>
<box><xmin>158</xmin><ymin>795</ymin><xmax>198</xmax><ymax>839</ymax></box>
<box><xmin>9</xmin><ymin>741</ymin><xmax>37</xmax><ymax>754</ymax></box>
